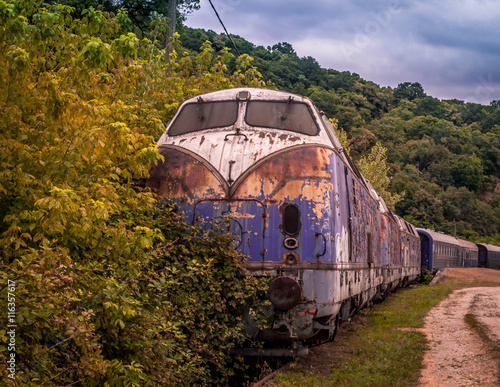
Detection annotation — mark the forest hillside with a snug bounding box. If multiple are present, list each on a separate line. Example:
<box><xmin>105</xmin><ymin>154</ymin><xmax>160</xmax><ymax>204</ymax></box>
<box><xmin>179</xmin><ymin>26</ymin><xmax>500</xmax><ymax>243</ymax></box>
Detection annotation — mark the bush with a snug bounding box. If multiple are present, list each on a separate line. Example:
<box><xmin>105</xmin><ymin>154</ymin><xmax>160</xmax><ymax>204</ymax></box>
<box><xmin>0</xmin><ymin>1</ymin><xmax>265</xmax><ymax>385</ymax></box>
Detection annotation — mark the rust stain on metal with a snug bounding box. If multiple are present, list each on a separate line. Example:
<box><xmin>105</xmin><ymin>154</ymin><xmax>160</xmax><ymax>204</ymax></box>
<box><xmin>281</xmin><ymin>251</ymin><xmax>300</xmax><ymax>264</ymax></box>
<box><xmin>232</xmin><ymin>213</ymin><xmax>256</xmax><ymax>218</ymax></box>
<box><xmin>297</xmin><ymin>307</ymin><xmax>318</xmax><ymax>317</ymax></box>
<box><xmin>233</xmin><ymin>146</ymin><xmax>334</xmax><ymax>220</ymax></box>
<box><xmin>234</xmin><ymin>146</ymin><xmax>332</xmax><ymax>197</ymax></box>
<box><xmin>147</xmin><ymin>147</ymin><xmax>225</xmax><ymax>202</ymax></box>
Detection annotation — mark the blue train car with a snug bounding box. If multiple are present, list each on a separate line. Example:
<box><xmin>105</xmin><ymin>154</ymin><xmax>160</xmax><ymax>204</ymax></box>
<box><xmin>477</xmin><ymin>243</ymin><xmax>500</xmax><ymax>268</ymax></box>
<box><xmin>417</xmin><ymin>228</ymin><xmax>460</xmax><ymax>271</ymax></box>
<box><xmin>147</xmin><ymin>88</ymin><xmax>421</xmax><ymax>355</ymax></box>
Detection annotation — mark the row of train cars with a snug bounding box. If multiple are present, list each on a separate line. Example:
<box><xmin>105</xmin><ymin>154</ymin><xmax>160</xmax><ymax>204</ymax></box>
<box><xmin>418</xmin><ymin>228</ymin><xmax>500</xmax><ymax>271</ymax></box>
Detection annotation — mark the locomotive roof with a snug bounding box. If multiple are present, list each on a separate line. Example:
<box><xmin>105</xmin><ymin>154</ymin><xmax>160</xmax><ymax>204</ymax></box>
<box><xmin>177</xmin><ymin>87</ymin><xmax>308</xmax><ymax>103</ymax></box>
<box><xmin>395</xmin><ymin>215</ymin><xmax>418</xmax><ymax>236</ymax></box>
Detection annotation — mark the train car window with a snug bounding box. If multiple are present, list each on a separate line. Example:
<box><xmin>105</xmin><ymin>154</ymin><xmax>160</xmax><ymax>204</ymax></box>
<box><xmin>168</xmin><ymin>101</ymin><xmax>238</xmax><ymax>135</ymax></box>
<box><xmin>281</xmin><ymin>203</ymin><xmax>301</xmax><ymax>236</ymax></box>
<box><xmin>245</xmin><ymin>101</ymin><xmax>320</xmax><ymax>135</ymax></box>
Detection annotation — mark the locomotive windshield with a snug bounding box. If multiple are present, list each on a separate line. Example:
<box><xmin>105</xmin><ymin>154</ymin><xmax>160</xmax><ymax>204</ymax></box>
<box><xmin>168</xmin><ymin>100</ymin><xmax>238</xmax><ymax>135</ymax></box>
<box><xmin>245</xmin><ymin>100</ymin><xmax>320</xmax><ymax>135</ymax></box>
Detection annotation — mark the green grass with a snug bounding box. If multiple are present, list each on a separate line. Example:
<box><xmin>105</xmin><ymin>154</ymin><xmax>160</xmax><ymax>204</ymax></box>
<box><xmin>464</xmin><ymin>312</ymin><xmax>500</xmax><ymax>363</ymax></box>
<box><xmin>271</xmin><ymin>284</ymin><xmax>454</xmax><ymax>387</ymax></box>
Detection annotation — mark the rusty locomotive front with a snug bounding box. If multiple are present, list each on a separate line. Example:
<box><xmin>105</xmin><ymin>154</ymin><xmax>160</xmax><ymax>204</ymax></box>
<box><xmin>147</xmin><ymin>88</ymin><xmax>421</xmax><ymax>355</ymax></box>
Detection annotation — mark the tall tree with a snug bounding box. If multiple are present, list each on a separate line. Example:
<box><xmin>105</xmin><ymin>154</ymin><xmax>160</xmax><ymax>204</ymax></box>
<box><xmin>394</xmin><ymin>82</ymin><xmax>426</xmax><ymax>101</ymax></box>
<box><xmin>166</xmin><ymin>0</ymin><xmax>177</xmax><ymax>61</ymax></box>
<box><xmin>45</xmin><ymin>0</ymin><xmax>200</xmax><ymax>36</ymax></box>
<box><xmin>357</xmin><ymin>143</ymin><xmax>404</xmax><ymax>210</ymax></box>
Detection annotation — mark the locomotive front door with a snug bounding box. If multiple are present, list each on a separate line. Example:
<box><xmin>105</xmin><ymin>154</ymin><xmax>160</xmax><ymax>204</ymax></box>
<box><xmin>193</xmin><ymin>199</ymin><xmax>268</xmax><ymax>262</ymax></box>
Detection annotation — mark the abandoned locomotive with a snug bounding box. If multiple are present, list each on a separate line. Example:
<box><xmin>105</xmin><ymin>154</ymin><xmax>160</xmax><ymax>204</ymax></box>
<box><xmin>146</xmin><ymin>88</ymin><xmax>422</xmax><ymax>355</ymax></box>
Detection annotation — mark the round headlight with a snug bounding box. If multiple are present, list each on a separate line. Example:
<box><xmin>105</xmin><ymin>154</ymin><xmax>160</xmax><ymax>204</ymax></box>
<box><xmin>267</xmin><ymin>276</ymin><xmax>302</xmax><ymax>311</ymax></box>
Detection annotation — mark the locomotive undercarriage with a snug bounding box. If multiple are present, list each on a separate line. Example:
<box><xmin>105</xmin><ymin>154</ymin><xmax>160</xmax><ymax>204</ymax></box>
<box><xmin>240</xmin><ymin>263</ymin><xmax>419</xmax><ymax>356</ymax></box>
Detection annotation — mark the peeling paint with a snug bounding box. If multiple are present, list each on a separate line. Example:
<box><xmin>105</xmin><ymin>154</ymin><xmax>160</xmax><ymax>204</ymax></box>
<box><xmin>297</xmin><ymin>307</ymin><xmax>318</xmax><ymax>317</ymax></box>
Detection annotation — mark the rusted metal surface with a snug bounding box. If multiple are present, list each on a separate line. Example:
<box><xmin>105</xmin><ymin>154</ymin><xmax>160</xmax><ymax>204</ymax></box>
<box><xmin>147</xmin><ymin>146</ymin><xmax>227</xmax><ymax>202</ymax></box>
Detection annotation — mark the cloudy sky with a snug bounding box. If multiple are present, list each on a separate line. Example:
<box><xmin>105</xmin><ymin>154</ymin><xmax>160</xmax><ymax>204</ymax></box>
<box><xmin>185</xmin><ymin>0</ymin><xmax>500</xmax><ymax>104</ymax></box>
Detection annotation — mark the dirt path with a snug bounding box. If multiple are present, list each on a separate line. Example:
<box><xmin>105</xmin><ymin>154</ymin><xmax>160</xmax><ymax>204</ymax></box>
<box><xmin>264</xmin><ymin>268</ymin><xmax>500</xmax><ymax>386</ymax></box>
<box><xmin>418</xmin><ymin>286</ymin><xmax>500</xmax><ymax>386</ymax></box>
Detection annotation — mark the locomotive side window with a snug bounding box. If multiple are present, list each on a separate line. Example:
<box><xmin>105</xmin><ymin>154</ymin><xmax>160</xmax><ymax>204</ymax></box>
<box><xmin>168</xmin><ymin>101</ymin><xmax>238</xmax><ymax>135</ymax></box>
<box><xmin>245</xmin><ymin>101</ymin><xmax>320</xmax><ymax>135</ymax></box>
<box><xmin>282</xmin><ymin>203</ymin><xmax>301</xmax><ymax>236</ymax></box>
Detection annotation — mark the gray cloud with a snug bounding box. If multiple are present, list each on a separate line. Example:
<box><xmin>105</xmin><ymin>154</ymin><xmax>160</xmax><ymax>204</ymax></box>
<box><xmin>186</xmin><ymin>0</ymin><xmax>500</xmax><ymax>103</ymax></box>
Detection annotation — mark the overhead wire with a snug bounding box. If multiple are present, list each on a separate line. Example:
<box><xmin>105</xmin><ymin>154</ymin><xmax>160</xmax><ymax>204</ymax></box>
<box><xmin>207</xmin><ymin>0</ymin><xmax>241</xmax><ymax>56</ymax></box>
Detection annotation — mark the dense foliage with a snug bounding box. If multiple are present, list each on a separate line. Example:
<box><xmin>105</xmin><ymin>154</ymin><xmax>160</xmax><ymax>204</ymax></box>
<box><xmin>1</xmin><ymin>2</ymin><xmax>499</xmax><ymax>384</ymax></box>
<box><xmin>45</xmin><ymin>0</ymin><xmax>200</xmax><ymax>34</ymax></box>
<box><xmin>179</xmin><ymin>27</ymin><xmax>500</xmax><ymax>244</ymax></box>
<box><xmin>0</xmin><ymin>2</ymin><xmax>266</xmax><ymax>385</ymax></box>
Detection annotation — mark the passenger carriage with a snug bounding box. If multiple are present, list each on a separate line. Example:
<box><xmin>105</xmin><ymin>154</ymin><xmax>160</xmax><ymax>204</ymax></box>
<box><xmin>477</xmin><ymin>243</ymin><xmax>500</xmax><ymax>269</ymax></box>
<box><xmin>417</xmin><ymin>228</ymin><xmax>460</xmax><ymax>271</ymax></box>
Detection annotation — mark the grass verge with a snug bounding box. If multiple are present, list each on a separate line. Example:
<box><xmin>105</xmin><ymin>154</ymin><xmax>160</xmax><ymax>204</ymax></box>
<box><xmin>268</xmin><ymin>269</ymin><xmax>500</xmax><ymax>387</ymax></box>
<box><xmin>464</xmin><ymin>313</ymin><xmax>500</xmax><ymax>362</ymax></box>
<box><xmin>270</xmin><ymin>284</ymin><xmax>454</xmax><ymax>387</ymax></box>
